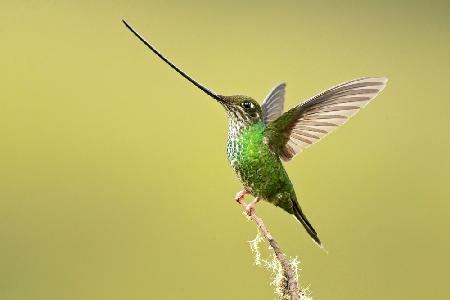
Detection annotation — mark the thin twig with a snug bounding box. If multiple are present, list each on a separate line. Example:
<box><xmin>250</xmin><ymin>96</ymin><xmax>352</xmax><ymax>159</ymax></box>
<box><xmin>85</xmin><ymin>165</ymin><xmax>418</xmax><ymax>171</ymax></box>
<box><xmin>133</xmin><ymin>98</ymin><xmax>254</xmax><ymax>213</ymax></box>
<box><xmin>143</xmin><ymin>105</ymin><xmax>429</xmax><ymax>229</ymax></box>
<box><xmin>237</xmin><ymin>198</ymin><xmax>299</xmax><ymax>300</ymax></box>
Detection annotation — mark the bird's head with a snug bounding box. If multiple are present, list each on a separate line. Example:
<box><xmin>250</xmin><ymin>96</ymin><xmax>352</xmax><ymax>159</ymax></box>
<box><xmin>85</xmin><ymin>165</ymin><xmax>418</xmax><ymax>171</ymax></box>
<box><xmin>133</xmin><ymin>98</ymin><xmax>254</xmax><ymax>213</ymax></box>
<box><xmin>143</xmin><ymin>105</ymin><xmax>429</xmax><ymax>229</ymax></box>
<box><xmin>216</xmin><ymin>95</ymin><xmax>262</xmax><ymax>126</ymax></box>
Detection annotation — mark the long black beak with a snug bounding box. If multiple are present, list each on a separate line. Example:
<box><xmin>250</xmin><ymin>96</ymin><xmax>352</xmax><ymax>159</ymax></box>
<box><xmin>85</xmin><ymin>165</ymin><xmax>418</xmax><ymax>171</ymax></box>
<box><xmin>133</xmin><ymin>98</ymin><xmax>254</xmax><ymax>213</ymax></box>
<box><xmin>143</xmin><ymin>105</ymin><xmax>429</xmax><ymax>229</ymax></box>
<box><xmin>122</xmin><ymin>20</ymin><xmax>223</xmax><ymax>102</ymax></box>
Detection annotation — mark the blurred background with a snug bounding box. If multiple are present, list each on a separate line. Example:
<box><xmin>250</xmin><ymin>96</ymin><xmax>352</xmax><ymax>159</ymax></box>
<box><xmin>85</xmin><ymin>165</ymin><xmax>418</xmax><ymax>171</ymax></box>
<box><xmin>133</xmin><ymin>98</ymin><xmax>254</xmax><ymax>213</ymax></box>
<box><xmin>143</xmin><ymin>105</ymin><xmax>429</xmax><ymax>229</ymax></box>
<box><xmin>1</xmin><ymin>1</ymin><xmax>449</xmax><ymax>299</ymax></box>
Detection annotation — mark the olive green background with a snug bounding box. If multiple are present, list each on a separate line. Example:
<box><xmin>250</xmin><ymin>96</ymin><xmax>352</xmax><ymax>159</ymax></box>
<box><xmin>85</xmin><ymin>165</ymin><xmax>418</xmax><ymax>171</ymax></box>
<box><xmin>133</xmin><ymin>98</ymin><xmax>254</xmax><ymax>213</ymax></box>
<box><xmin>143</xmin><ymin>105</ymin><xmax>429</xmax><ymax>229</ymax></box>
<box><xmin>1</xmin><ymin>1</ymin><xmax>449</xmax><ymax>299</ymax></box>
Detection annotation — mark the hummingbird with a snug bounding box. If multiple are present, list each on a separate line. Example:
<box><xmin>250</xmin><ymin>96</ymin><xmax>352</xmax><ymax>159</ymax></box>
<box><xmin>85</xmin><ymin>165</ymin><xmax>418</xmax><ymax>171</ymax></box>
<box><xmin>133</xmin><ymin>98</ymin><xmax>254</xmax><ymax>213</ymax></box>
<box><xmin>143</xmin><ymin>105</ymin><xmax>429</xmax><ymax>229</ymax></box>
<box><xmin>123</xmin><ymin>20</ymin><xmax>387</xmax><ymax>247</ymax></box>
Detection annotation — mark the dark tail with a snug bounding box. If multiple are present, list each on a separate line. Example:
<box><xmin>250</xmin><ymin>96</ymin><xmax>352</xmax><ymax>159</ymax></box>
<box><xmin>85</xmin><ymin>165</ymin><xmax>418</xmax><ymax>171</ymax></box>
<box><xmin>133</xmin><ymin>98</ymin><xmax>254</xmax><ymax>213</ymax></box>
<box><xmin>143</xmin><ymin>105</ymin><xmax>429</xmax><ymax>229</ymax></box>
<box><xmin>292</xmin><ymin>201</ymin><xmax>322</xmax><ymax>248</ymax></box>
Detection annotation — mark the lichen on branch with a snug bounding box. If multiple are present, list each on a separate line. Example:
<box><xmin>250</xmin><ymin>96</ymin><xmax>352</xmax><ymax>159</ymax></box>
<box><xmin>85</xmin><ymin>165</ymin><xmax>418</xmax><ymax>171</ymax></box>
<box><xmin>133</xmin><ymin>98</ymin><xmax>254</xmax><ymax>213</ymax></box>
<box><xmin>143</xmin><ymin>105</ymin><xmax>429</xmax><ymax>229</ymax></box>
<box><xmin>237</xmin><ymin>199</ymin><xmax>312</xmax><ymax>300</ymax></box>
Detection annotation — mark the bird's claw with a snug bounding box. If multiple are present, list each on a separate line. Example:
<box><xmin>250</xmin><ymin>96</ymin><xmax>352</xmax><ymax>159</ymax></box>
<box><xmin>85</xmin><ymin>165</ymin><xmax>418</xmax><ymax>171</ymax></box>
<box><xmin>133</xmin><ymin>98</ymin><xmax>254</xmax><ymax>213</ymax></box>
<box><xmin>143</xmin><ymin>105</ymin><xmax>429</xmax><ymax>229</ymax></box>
<box><xmin>235</xmin><ymin>191</ymin><xmax>259</xmax><ymax>215</ymax></box>
<box><xmin>235</xmin><ymin>190</ymin><xmax>247</xmax><ymax>204</ymax></box>
<box><xmin>245</xmin><ymin>197</ymin><xmax>260</xmax><ymax>216</ymax></box>
<box><xmin>245</xmin><ymin>204</ymin><xmax>255</xmax><ymax>216</ymax></box>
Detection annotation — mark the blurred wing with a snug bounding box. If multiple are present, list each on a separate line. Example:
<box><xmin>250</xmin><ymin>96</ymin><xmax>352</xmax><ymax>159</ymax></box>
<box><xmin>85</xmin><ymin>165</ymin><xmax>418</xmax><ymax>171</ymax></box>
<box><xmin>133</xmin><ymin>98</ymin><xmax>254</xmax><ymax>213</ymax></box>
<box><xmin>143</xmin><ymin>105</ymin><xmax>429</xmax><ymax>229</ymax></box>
<box><xmin>264</xmin><ymin>77</ymin><xmax>388</xmax><ymax>161</ymax></box>
<box><xmin>261</xmin><ymin>83</ymin><xmax>286</xmax><ymax>124</ymax></box>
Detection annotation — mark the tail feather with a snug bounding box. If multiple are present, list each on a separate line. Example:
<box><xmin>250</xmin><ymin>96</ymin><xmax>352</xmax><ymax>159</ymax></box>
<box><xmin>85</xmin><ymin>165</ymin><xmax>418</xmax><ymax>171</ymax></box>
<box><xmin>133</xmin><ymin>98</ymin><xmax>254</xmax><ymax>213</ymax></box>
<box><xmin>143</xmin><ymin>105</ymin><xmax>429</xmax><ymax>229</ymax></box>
<box><xmin>292</xmin><ymin>201</ymin><xmax>322</xmax><ymax>247</ymax></box>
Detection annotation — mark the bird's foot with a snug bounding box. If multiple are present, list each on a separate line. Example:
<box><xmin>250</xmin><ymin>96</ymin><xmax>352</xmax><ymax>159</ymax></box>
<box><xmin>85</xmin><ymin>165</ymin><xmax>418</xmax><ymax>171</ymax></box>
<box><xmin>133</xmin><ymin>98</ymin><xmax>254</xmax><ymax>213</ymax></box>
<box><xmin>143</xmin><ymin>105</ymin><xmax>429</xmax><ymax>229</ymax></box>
<box><xmin>245</xmin><ymin>197</ymin><xmax>260</xmax><ymax>216</ymax></box>
<box><xmin>235</xmin><ymin>190</ymin><xmax>248</xmax><ymax>205</ymax></box>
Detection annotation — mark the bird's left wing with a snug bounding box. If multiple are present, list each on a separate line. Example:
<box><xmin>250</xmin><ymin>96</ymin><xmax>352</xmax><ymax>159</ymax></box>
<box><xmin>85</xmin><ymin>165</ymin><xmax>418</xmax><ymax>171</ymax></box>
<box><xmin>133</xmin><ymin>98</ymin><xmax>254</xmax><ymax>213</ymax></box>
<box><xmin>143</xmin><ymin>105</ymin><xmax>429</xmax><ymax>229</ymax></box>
<box><xmin>264</xmin><ymin>77</ymin><xmax>388</xmax><ymax>161</ymax></box>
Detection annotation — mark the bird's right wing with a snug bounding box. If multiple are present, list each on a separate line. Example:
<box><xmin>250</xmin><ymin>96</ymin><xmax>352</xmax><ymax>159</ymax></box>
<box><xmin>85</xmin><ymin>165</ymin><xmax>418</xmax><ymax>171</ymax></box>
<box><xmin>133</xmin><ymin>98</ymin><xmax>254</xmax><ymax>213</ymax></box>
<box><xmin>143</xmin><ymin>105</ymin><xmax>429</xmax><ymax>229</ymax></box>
<box><xmin>261</xmin><ymin>83</ymin><xmax>286</xmax><ymax>124</ymax></box>
<box><xmin>264</xmin><ymin>77</ymin><xmax>388</xmax><ymax>161</ymax></box>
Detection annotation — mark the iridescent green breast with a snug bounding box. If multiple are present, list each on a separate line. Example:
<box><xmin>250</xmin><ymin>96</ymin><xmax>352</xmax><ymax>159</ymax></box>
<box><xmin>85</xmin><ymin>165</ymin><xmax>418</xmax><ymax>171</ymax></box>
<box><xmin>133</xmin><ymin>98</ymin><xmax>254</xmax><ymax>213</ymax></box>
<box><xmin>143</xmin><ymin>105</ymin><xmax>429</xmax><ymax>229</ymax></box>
<box><xmin>227</xmin><ymin>120</ymin><xmax>293</xmax><ymax>199</ymax></box>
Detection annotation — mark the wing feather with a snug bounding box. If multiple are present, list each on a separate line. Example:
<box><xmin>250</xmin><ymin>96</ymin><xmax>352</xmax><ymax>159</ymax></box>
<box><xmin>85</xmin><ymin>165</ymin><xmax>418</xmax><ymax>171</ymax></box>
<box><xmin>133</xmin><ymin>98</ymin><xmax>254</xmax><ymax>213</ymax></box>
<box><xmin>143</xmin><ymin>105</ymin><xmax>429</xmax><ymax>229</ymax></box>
<box><xmin>261</xmin><ymin>83</ymin><xmax>286</xmax><ymax>124</ymax></box>
<box><xmin>264</xmin><ymin>77</ymin><xmax>388</xmax><ymax>161</ymax></box>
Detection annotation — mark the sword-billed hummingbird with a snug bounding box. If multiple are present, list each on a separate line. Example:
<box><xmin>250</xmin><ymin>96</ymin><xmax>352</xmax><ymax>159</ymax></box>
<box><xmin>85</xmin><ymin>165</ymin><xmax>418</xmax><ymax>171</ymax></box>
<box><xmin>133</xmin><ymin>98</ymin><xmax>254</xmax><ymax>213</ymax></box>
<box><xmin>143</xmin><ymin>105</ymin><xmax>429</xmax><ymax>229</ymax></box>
<box><xmin>123</xmin><ymin>20</ymin><xmax>388</xmax><ymax>247</ymax></box>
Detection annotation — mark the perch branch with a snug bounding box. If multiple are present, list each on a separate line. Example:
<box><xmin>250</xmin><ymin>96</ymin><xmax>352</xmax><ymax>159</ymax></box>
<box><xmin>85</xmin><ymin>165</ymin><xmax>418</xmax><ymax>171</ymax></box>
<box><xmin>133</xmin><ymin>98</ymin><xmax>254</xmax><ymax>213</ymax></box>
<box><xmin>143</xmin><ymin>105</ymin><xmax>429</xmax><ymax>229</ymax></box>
<box><xmin>237</xmin><ymin>198</ymin><xmax>299</xmax><ymax>300</ymax></box>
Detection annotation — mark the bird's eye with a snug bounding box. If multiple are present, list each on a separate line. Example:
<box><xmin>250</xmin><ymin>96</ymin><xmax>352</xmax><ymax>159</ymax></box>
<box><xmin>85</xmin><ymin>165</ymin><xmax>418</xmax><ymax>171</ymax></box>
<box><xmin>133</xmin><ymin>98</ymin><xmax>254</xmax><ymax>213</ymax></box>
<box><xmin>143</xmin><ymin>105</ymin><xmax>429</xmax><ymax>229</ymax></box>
<box><xmin>241</xmin><ymin>101</ymin><xmax>254</xmax><ymax>109</ymax></box>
